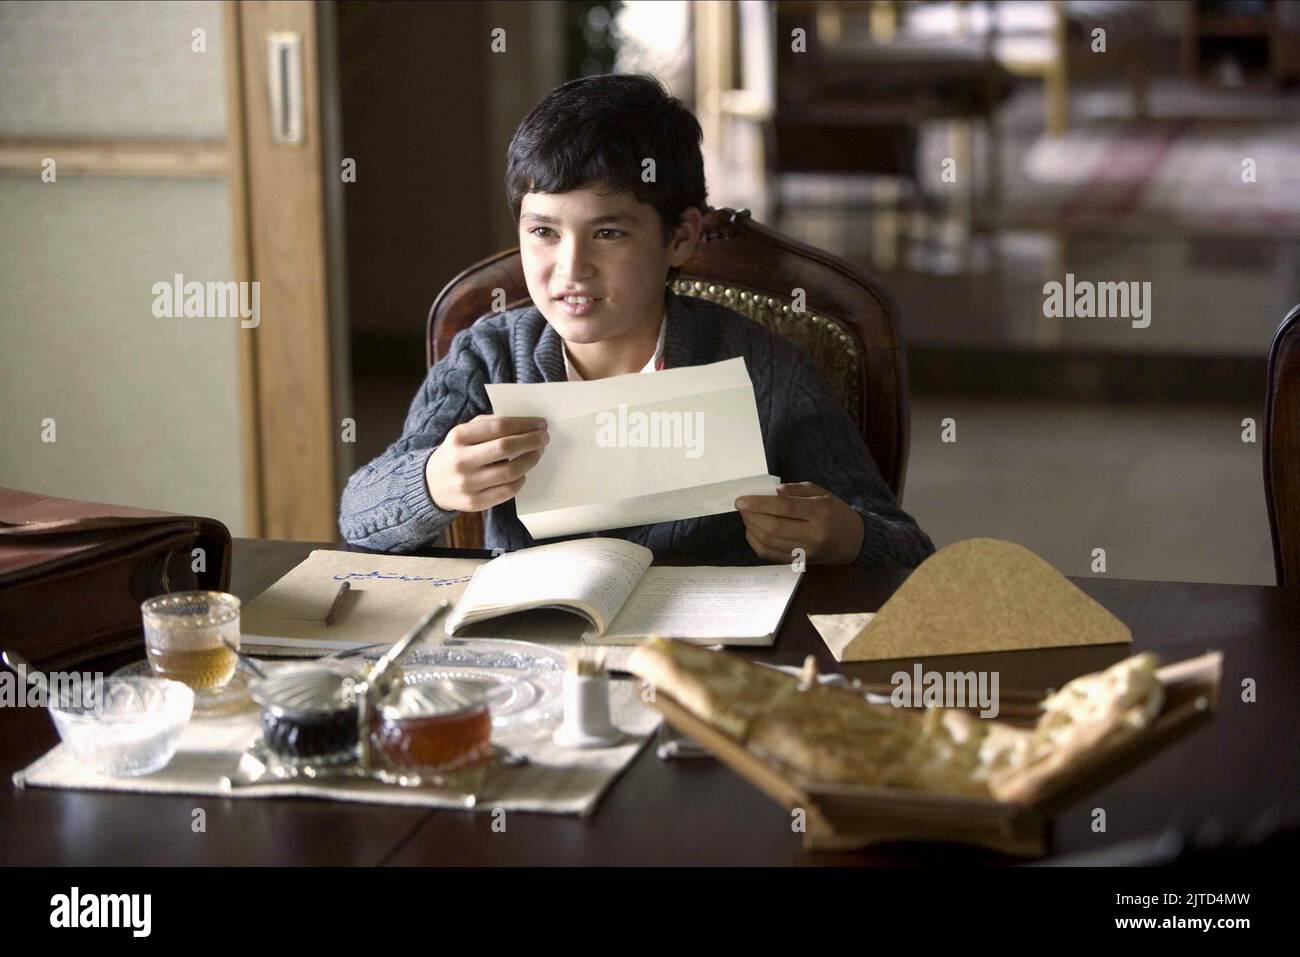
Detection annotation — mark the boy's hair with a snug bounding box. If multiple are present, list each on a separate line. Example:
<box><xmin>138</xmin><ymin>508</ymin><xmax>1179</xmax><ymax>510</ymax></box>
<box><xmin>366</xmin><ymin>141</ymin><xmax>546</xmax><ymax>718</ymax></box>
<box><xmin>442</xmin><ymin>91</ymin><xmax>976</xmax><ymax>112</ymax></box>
<box><xmin>506</xmin><ymin>74</ymin><xmax>708</xmax><ymax>282</ymax></box>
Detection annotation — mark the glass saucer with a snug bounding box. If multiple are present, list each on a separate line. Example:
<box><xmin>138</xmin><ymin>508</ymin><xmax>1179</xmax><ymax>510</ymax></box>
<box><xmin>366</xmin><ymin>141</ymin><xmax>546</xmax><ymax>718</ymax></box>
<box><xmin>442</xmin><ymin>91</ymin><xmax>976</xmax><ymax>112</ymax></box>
<box><xmin>112</xmin><ymin>660</ymin><xmax>257</xmax><ymax>716</ymax></box>
<box><xmin>348</xmin><ymin>638</ymin><xmax>566</xmax><ymax>732</ymax></box>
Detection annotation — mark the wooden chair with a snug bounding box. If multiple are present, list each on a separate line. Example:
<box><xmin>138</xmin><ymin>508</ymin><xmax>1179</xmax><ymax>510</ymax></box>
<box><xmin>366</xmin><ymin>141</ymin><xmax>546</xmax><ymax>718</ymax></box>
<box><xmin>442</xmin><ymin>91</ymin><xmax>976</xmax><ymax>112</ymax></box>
<box><xmin>1264</xmin><ymin>303</ymin><xmax>1300</xmax><ymax>587</ymax></box>
<box><xmin>426</xmin><ymin>206</ymin><xmax>911</xmax><ymax>550</ymax></box>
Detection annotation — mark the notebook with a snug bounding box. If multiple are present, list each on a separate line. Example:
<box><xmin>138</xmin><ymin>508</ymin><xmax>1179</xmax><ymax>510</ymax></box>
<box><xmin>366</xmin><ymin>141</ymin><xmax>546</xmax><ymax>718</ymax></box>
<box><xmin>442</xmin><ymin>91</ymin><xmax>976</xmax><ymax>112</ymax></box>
<box><xmin>445</xmin><ymin>538</ymin><xmax>802</xmax><ymax>646</ymax></box>
<box><xmin>240</xmin><ymin>540</ymin><xmax>802</xmax><ymax>654</ymax></box>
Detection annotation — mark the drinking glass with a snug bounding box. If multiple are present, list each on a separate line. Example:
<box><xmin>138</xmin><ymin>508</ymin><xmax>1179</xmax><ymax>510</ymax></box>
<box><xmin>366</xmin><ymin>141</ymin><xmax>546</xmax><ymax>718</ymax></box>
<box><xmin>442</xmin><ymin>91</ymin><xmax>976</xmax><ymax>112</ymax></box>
<box><xmin>140</xmin><ymin>591</ymin><xmax>241</xmax><ymax>694</ymax></box>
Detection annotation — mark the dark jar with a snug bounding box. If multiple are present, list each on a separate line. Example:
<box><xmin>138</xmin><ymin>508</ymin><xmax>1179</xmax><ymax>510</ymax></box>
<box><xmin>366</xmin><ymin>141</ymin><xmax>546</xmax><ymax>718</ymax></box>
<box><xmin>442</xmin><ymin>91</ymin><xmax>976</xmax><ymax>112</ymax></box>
<box><xmin>249</xmin><ymin>662</ymin><xmax>362</xmax><ymax>765</ymax></box>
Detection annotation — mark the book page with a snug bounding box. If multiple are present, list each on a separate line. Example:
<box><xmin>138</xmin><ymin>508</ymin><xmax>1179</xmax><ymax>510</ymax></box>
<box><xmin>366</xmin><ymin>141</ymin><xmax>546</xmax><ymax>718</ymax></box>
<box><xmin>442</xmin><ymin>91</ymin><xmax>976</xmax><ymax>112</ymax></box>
<box><xmin>599</xmin><ymin>564</ymin><xmax>802</xmax><ymax>646</ymax></box>
<box><xmin>446</xmin><ymin>537</ymin><xmax>653</xmax><ymax>637</ymax></box>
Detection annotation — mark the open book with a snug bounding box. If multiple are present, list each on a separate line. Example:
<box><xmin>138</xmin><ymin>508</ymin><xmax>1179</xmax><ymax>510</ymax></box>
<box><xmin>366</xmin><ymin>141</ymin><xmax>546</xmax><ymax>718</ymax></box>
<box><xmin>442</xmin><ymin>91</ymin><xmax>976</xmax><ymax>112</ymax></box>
<box><xmin>446</xmin><ymin>538</ymin><xmax>802</xmax><ymax>647</ymax></box>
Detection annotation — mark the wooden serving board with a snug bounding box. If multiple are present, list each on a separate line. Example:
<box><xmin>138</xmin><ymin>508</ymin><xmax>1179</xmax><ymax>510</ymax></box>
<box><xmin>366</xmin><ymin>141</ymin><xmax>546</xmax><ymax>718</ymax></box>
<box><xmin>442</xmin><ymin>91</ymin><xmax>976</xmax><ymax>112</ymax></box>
<box><xmin>648</xmin><ymin>652</ymin><xmax>1221</xmax><ymax>856</ymax></box>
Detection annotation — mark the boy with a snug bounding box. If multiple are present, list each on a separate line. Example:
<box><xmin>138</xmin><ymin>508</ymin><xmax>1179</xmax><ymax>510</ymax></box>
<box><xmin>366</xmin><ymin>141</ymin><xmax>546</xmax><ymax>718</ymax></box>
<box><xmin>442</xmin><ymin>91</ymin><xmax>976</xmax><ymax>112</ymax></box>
<box><xmin>339</xmin><ymin>74</ymin><xmax>934</xmax><ymax>568</ymax></box>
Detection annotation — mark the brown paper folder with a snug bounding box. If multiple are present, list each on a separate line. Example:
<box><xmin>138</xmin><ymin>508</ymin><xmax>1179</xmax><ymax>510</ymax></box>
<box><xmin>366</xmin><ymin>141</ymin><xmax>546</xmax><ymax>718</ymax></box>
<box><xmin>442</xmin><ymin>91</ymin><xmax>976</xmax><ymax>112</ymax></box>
<box><xmin>824</xmin><ymin>538</ymin><xmax>1131</xmax><ymax>662</ymax></box>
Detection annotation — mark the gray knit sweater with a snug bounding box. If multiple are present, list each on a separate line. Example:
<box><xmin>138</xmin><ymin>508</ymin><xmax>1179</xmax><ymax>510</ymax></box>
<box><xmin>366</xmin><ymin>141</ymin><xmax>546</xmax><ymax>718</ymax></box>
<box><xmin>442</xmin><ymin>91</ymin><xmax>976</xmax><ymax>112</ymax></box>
<box><xmin>338</xmin><ymin>293</ymin><xmax>934</xmax><ymax>568</ymax></box>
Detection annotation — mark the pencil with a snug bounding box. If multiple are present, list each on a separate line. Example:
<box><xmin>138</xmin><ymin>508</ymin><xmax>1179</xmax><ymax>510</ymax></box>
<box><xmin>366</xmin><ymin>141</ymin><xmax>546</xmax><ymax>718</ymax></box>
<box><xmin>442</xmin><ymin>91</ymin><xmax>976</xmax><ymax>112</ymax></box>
<box><xmin>324</xmin><ymin>581</ymin><xmax>351</xmax><ymax>626</ymax></box>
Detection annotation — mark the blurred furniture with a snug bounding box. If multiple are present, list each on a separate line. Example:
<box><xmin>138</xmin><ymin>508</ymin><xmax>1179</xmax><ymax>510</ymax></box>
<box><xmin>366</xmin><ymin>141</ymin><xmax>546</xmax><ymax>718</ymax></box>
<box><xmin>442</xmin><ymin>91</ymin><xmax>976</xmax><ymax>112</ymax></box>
<box><xmin>427</xmin><ymin>207</ymin><xmax>912</xmax><ymax>550</ymax></box>
<box><xmin>761</xmin><ymin>0</ymin><xmax>1014</xmax><ymax>219</ymax></box>
<box><xmin>1183</xmin><ymin>0</ymin><xmax>1300</xmax><ymax>85</ymax></box>
<box><xmin>898</xmin><ymin>0</ymin><xmax>1153</xmax><ymax>135</ymax></box>
<box><xmin>1264</xmin><ymin>302</ymin><xmax>1300</xmax><ymax>587</ymax></box>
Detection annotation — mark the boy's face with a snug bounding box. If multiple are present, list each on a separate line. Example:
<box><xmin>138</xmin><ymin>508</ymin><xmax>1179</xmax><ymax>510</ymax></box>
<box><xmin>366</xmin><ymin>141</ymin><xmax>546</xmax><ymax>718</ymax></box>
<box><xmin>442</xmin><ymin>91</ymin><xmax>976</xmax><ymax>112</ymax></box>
<box><xmin>519</xmin><ymin>186</ymin><xmax>700</xmax><ymax>346</ymax></box>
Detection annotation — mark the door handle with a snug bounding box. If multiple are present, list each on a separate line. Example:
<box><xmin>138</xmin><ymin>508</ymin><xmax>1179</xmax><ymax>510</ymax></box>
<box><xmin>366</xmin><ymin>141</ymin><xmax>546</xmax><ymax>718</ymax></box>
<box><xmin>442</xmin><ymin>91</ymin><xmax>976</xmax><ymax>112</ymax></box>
<box><xmin>266</xmin><ymin>32</ymin><xmax>304</xmax><ymax>145</ymax></box>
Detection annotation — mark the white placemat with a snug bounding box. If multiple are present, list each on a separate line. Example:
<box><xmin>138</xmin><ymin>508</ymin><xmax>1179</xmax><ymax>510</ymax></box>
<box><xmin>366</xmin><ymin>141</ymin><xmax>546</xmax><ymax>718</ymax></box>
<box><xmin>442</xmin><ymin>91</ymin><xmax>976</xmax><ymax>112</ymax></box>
<box><xmin>13</xmin><ymin>668</ymin><xmax>659</xmax><ymax>818</ymax></box>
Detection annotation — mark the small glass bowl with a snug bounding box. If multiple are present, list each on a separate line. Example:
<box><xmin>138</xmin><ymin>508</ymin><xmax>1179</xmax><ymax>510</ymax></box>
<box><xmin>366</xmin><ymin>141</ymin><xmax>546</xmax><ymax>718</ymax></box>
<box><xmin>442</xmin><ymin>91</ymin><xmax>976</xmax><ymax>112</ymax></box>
<box><xmin>369</xmin><ymin>676</ymin><xmax>499</xmax><ymax>772</ymax></box>
<box><xmin>249</xmin><ymin>661</ymin><xmax>365</xmax><ymax>766</ymax></box>
<box><xmin>49</xmin><ymin>677</ymin><xmax>194</xmax><ymax>777</ymax></box>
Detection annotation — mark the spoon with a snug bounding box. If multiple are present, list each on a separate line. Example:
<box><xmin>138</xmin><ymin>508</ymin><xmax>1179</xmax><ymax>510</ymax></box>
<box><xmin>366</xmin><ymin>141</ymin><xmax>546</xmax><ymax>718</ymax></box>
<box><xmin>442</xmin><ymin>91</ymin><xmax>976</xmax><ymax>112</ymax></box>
<box><xmin>364</xmin><ymin>600</ymin><xmax>452</xmax><ymax>692</ymax></box>
<box><xmin>1</xmin><ymin>649</ymin><xmax>49</xmax><ymax>697</ymax></box>
<box><xmin>221</xmin><ymin>637</ymin><xmax>268</xmax><ymax>679</ymax></box>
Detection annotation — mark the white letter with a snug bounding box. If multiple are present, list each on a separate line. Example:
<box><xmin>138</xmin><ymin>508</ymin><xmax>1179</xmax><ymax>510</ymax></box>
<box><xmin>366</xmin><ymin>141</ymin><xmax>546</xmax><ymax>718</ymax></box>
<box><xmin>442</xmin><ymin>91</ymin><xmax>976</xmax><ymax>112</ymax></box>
<box><xmin>684</xmin><ymin>411</ymin><xmax>704</xmax><ymax>459</ymax></box>
<box><xmin>1042</xmin><ymin>281</ymin><xmax>1063</xmax><ymax>318</ymax></box>
<box><xmin>595</xmin><ymin>411</ymin><xmax>616</xmax><ymax>447</ymax></box>
<box><xmin>133</xmin><ymin>894</ymin><xmax>151</xmax><ymax>938</ymax></box>
<box><xmin>152</xmin><ymin>280</ymin><xmax>171</xmax><ymax>318</ymax></box>
<box><xmin>890</xmin><ymin>670</ymin><xmax>910</xmax><ymax>709</ymax></box>
<box><xmin>241</xmin><ymin>281</ymin><xmax>260</xmax><ymax>329</ymax></box>
<box><xmin>1130</xmin><ymin>282</ymin><xmax>1151</xmax><ymax>329</ymax></box>
<box><xmin>50</xmin><ymin>894</ymin><xmax>69</xmax><ymax>928</ymax></box>
<box><xmin>980</xmin><ymin>671</ymin><xmax>999</xmax><ymax>719</ymax></box>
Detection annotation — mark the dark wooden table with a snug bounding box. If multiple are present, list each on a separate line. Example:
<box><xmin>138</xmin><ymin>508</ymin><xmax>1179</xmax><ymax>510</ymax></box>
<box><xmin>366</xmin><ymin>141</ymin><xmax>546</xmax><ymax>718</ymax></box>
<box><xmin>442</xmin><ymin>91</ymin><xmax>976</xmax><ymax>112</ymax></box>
<box><xmin>3</xmin><ymin>538</ymin><xmax>1297</xmax><ymax>866</ymax></box>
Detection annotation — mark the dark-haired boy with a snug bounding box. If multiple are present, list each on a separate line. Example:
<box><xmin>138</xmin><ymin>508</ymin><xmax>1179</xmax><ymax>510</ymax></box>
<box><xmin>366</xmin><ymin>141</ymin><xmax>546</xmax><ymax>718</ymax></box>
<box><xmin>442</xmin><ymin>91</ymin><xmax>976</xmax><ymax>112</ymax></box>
<box><xmin>340</xmin><ymin>74</ymin><xmax>934</xmax><ymax>568</ymax></box>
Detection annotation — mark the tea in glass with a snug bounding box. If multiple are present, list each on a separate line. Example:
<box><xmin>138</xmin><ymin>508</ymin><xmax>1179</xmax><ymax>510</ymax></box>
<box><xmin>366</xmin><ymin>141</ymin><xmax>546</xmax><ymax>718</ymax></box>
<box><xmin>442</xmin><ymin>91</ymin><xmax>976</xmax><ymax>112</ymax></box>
<box><xmin>141</xmin><ymin>591</ymin><xmax>241</xmax><ymax>693</ymax></box>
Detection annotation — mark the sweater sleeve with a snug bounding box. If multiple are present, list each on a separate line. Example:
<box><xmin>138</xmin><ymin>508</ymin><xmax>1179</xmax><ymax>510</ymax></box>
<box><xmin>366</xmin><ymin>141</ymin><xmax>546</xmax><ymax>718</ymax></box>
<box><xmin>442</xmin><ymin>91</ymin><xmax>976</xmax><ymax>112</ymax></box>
<box><xmin>776</xmin><ymin>352</ymin><xmax>936</xmax><ymax>569</ymax></box>
<box><xmin>337</xmin><ymin>327</ymin><xmax>492</xmax><ymax>552</ymax></box>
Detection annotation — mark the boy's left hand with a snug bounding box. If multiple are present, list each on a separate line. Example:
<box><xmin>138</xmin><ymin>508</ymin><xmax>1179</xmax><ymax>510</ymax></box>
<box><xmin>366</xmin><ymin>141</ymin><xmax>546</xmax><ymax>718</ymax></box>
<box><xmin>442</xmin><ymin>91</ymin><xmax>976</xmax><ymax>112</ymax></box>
<box><xmin>735</xmin><ymin>482</ymin><xmax>865</xmax><ymax>566</ymax></box>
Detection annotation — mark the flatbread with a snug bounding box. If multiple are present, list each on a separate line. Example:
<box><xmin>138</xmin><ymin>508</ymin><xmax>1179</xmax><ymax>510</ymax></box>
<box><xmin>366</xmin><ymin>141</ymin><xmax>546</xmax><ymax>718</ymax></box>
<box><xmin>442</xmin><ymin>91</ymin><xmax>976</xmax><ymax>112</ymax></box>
<box><xmin>629</xmin><ymin>638</ymin><xmax>1166</xmax><ymax>803</ymax></box>
<box><xmin>989</xmin><ymin>652</ymin><xmax>1163</xmax><ymax>802</ymax></box>
<box><xmin>749</xmin><ymin>684</ymin><xmax>923</xmax><ymax>787</ymax></box>
<box><xmin>628</xmin><ymin>637</ymin><xmax>797</xmax><ymax>740</ymax></box>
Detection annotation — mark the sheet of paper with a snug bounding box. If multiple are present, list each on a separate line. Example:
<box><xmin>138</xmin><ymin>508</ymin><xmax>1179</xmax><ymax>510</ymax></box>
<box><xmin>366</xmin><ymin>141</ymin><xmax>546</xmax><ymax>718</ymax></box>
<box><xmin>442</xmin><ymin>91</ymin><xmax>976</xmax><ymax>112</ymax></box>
<box><xmin>240</xmin><ymin>550</ymin><xmax>485</xmax><ymax>654</ymax></box>
<box><xmin>486</xmin><ymin>357</ymin><xmax>777</xmax><ymax>538</ymax></box>
<box><xmin>599</xmin><ymin>564</ymin><xmax>802</xmax><ymax>646</ymax></box>
<box><xmin>808</xmin><ymin>612</ymin><xmax>877</xmax><ymax>662</ymax></box>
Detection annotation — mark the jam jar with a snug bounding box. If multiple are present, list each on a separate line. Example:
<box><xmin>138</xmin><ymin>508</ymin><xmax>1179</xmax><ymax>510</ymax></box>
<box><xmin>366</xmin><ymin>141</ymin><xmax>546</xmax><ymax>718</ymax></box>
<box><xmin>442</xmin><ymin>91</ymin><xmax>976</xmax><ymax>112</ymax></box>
<box><xmin>370</xmin><ymin>678</ymin><xmax>494</xmax><ymax>772</ymax></box>
<box><xmin>249</xmin><ymin>662</ymin><xmax>363</xmax><ymax>765</ymax></box>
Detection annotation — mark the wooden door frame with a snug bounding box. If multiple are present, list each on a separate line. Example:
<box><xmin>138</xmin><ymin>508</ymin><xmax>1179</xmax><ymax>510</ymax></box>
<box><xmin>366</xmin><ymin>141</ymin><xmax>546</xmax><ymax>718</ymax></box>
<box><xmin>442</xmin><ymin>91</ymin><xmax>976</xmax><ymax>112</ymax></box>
<box><xmin>227</xmin><ymin>0</ymin><xmax>340</xmax><ymax>541</ymax></box>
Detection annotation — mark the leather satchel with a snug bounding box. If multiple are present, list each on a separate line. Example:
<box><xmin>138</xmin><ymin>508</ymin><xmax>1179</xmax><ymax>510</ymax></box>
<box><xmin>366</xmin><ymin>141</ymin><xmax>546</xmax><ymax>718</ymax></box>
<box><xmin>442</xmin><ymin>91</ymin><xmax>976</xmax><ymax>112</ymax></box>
<box><xmin>0</xmin><ymin>488</ymin><xmax>233</xmax><ymax>670</ymax></box>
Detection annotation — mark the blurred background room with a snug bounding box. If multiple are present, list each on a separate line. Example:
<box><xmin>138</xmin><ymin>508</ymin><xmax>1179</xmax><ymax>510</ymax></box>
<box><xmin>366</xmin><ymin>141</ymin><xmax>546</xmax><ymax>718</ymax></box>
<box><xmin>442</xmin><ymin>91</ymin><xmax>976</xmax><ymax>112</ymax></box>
<box><xmin>3</xmin><ymin>0</ymin><xmax>1297</xmax><ymax>585</ymax></box>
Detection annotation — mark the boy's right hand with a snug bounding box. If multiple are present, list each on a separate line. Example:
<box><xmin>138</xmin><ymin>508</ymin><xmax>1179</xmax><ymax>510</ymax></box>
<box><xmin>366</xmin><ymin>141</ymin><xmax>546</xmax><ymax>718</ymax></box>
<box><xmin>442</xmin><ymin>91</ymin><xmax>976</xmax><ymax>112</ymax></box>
<box><xmin>424</xmin><ymin>415</ymin><xmax>549</xmax><ymax>513</ymax></box>
<box><xmin>426</xmin><ymin>416</ymin><xmax>548</xmax><ymax>512</ymax></box>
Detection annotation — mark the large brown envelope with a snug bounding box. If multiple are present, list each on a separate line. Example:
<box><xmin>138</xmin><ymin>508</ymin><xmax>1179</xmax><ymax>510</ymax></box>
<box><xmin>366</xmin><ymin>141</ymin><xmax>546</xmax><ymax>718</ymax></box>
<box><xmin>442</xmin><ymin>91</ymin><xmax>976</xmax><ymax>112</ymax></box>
<box><xmin>815</xmin><ymin>538</ymin><xmax>1132</xmax><ymax>662</ymax></box>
